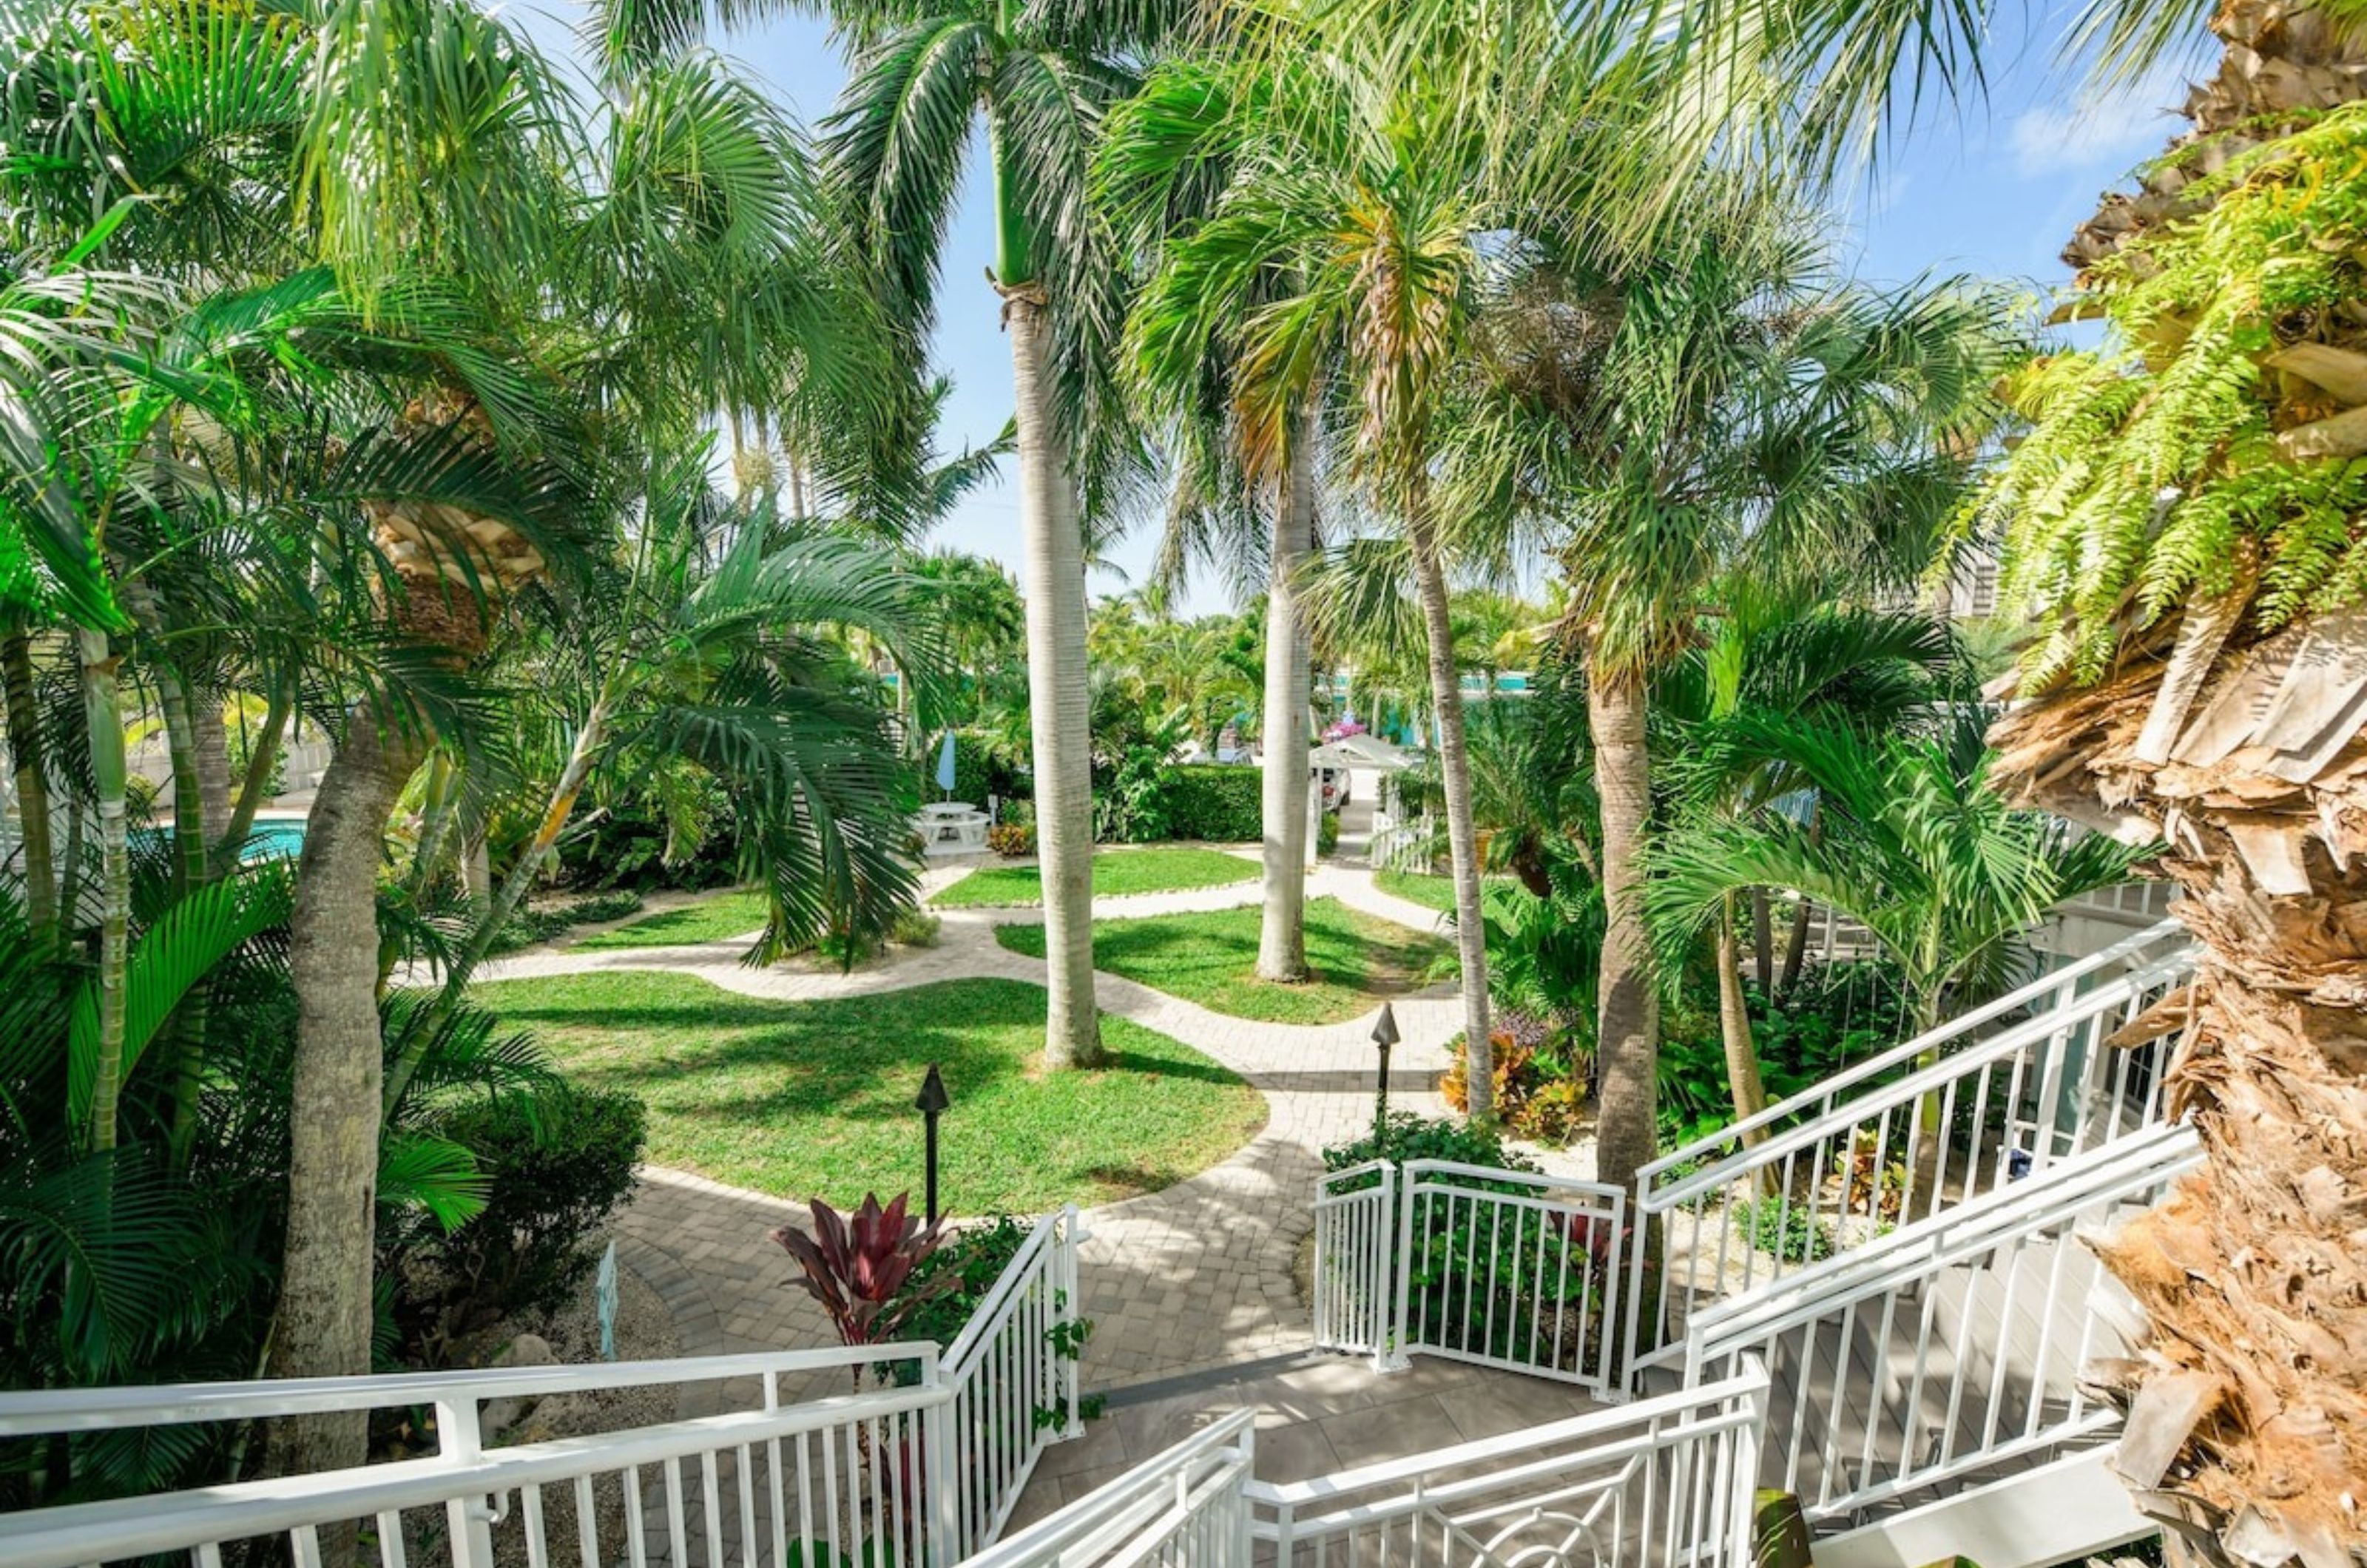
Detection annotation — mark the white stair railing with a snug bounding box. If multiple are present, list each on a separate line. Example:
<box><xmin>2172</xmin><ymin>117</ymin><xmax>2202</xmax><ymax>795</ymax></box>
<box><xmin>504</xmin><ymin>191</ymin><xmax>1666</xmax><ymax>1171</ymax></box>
<box><xmin>1680</xmin><ymin>1126</ymin><xmax>2201</xmax><ymax>1528</ymax></box>
<box><xmin>1312</xmin><ymin>1158</ymin><xmax>1630</xmax><ymax>1391</ymax></box>
<box><xmin>1626</xmin><ymin>922</ymin><xmax>2195</xmax><ymax>1381</ymax></box>
<box><xmin>0</xmin><ymin>1345</ymin><xmax>948</xmax><ymax>1568</ymax></box>
<box><xmin>1</xmin><ymin>1208</ymin><xmax>1091</xmax><ymax>1568</ymax></box>
<box><xmin>1251</xmin><ymin>1363</ymin><xmax>1770</xmax><ymax>1568</ymax></box>
<box><xmin>941</xmin><ymin>1205</ymin><xmax>1090</xmax><ymax>1558</ymax></box>
<box><xmin>960</xmin><ymin>1411</ymin><xmax>1257</xmax><ymax>1568</ymax></box>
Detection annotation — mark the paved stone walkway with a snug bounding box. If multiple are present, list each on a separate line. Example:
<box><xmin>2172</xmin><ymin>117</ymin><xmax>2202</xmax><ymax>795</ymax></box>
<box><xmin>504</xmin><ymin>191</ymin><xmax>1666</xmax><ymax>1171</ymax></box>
<box><xmin>460</xmin><ymin>850</ymin><xmax>1493</xmax><ymax>1396</ymax></box>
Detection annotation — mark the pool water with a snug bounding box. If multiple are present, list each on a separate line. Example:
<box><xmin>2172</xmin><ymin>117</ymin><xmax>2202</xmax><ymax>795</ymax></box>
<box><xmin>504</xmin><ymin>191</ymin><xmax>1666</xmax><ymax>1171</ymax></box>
<box><xmin>132</xmin><ymin>820</ymin><xmax>307</xmax><ymax>862</ymax></box>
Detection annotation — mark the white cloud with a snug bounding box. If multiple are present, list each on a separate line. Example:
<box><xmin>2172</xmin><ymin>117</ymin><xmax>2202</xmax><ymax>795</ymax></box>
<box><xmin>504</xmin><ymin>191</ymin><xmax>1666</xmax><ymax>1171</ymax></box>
<box><xmin>2007</xmin><ymin>71</ymin><xmax>2186</xmax><ymax>178</ymax></box>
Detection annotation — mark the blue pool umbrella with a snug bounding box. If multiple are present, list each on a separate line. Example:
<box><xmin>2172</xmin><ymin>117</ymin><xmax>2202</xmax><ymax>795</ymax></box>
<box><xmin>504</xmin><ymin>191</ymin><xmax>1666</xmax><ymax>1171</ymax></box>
<box><xmin>935</xmin><ymin>731</ymin><xmax>958</xmax><ymax>798</ymax></box>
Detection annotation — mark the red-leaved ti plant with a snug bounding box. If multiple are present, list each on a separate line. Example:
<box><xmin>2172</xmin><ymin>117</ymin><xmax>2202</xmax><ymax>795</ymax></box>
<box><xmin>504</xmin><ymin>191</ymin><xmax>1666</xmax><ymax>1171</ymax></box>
<box><xmin>770</xmin><ymin>1192</ymin><xmax>950</xmax><ymax>1348</ymax></box>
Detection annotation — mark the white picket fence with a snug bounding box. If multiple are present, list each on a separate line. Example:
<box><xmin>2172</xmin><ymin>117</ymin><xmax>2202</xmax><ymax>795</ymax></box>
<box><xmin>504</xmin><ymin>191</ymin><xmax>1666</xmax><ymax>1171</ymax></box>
<box><xmin>0</xmin><ymin>1209</ymin><xmax>1089</xmax><ymax>1568</ymax></box>
<box><xmin>1314</xmin><ymin>1158</ymin><xmax>1629</xmax><ymax>1393</ymax></box>
<box><xmin>1624</xmin><ymin>922</ymin><xmax>2195</xmax><ymax>1383</ymax></box>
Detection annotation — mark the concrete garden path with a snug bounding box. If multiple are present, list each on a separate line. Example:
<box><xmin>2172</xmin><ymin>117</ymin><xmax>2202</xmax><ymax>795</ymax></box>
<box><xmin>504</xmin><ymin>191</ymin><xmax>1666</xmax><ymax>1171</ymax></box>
<box><xmin>463</xmin><ymin>850</ymin><xmax>1586</xmax><ymax>1398</ymax></box>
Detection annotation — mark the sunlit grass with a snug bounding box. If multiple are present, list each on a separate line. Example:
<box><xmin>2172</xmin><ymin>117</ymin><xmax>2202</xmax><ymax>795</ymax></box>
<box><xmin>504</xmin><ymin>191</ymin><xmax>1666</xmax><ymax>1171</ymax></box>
<box><xmin>932</xmin><ymin>846</ymin><xmax>1258</xmax><ymax>909</ymax></box>
<box><xmin>479</xmin><ymin>972</ymin><xmax>1266</xmax><ymax>1212</ymax></box>
<box><xmin>996</xmin><ymin>896</ymin><xmax>1451</xmax><ymax>1025</ymax></box>
<box><xmin>570</xmin><ymin>889</ymin><xmax>773</xmax><ymax>949</ymax></box>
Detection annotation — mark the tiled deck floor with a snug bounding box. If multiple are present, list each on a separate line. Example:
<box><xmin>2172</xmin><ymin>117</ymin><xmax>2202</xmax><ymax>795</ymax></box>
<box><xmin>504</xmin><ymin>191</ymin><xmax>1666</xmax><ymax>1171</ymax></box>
<box><xmin>1004</xmin><ymin>1354</ymin><xmax>1612</xmax><ymax>1534</ymax></box>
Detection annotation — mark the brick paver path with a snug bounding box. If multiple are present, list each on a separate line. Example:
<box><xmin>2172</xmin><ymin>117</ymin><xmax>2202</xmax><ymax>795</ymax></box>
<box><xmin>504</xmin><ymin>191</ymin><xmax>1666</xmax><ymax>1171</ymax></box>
<box><xmin>462</xmin><ymin>854</ymin><xmax>1500</xmax><ymax>1395</ymax></box>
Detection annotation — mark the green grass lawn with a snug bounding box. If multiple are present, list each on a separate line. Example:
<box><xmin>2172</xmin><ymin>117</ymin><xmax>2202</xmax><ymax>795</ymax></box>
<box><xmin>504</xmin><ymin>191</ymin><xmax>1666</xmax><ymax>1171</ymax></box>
<box><xmin>570</xmin><ymin>889</ymin><xmax>773</xmax><ymax>950</ymax></box>
<box><xmin>996</xmin><ymin>896</ymin><xmax>1450</xmax><ymax>1025</ymax></box>
<box><xmin>479</xmin><ymin>973</ymin><xmax>1265</xmax><ymax>1212</ymax></box>
<box><xmin>1373</xmin><ymin>869</ymin><xmax>1459</xmax><ymax>913</ymax></box>
<box><xmin>932</xmin><ymin>846</ymin><xmax>1257</xmax><ymax>909</ymax></box>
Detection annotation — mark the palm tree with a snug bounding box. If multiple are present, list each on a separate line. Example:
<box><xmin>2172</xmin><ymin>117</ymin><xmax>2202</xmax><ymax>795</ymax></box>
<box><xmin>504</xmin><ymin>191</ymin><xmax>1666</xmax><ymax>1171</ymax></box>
<box><xmin>1087</xmin><ymin>30</ymin><xmax>1601</xmax><ymax>1109</ymax></box>
<box><xmin>1650</xmin><ymin>707</ymin><xmax>2145</xmax><ymax>1031</ymax></box>
<box><xmin>1577</xmin><ymin>0</ymin><xmax>2367</xmax><ymax>1541</ymax></box>
<box><xmin>1440</xmin><ymin>200</ymin><xmax>2015</xmax><ymax>1193</ymax></box>
<box><xmin>1098</xmin><ymin>67</ymin><xmax>1327</xmax><ymax>979</ymax></box>
<box><xmin>821</xmin><ymin>0</ymin><xmax>1176</xmax><ymax>1067</ymax></box>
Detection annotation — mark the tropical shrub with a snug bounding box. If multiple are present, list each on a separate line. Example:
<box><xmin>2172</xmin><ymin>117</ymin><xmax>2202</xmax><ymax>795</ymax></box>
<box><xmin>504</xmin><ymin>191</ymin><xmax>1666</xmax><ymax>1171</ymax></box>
<box><xmin>1317</xmin><ymin>809</ymin><xmax>1340</xmax><ymax>856</ymax></box>
<box><xmin>771</xmin><ymin>1193</ymin><xmax>950</xmax><ymax>1347</ymax></box>
<box><xmin>1323</xmin><ymin>1112</ymin><xmax>1542</xmax><ymax>1180</ymax></box>
<box><xmin>1439</xmin><ymin>1012</ymin><xmax>1588</xmax><ymax>1144</ymax></box>
<box><xmin>892</xmin><ymin>1214</ymin><xmax>1033</xmax><ymax>1348</ymax></box>
<box><xmin>554</xmin><ymin>798</ymin><xmax>740</xmax><ymax>893</ymax></box>
<box><xmin>1161</xmin><ymin>763</ymin><xmax>1263</xmax><ymax>842</ymax></box>
<box><xmin>987</xmin><ymin>822</ymin><xmax>1036</xmax><ymax>857</ymax></box>
<box><xmin>401</xmin><ymin>1087</ymin><xmax>647</xmax><ymax>1350</ymax></box>
<box><xmin>1739</xmin><ymin>1197</ymin><xmax>1835</xmax><ymax>1265</ymax></box>
<box><xmin>1093</xmin><ymin>746</ymin><xmax>1174</xmax><ymax>842</ymax></box>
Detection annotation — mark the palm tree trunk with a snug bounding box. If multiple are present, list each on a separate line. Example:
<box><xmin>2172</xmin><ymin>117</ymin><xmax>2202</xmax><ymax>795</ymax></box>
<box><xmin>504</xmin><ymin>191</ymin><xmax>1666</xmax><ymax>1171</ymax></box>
<box><xmin>154</xmin><ymin>667</ymin><xmax>211</xmax><ymax>897</ymax></box>
<box><xmin>1257</xmin><ymin>402</ymin><xmax>1317</xmax><ymax>981</ymax></box>
<box><xmin>78</xmin><ymin>629</ymin><xmax>129</xmax><ymax>1152</ymax></box>
<box><xmin>4</xmin><ymin>626</ymin><xmax>56</xmax><ymax>939</ymax></box>
<box><xmin>1406</xmin><ymin>503</ymin><xmax>1491</xmax><ymax>1116</ymax></box>
<box><xmin>1004</xmin><ymin>285</ymin><xmax>1101</xmax><ymax>1068</ymax></box>
<box><xmin>215</xmin><ymin>682</ymin><xmax>290</xmax><ymax>873</ymax></box>
<box><xmin>1589</xmin><ymin>651</ymin><xmax>1657</xmax><ymax>1196</ymax></box>
<box><xmin>1750</xmin><ymin>890</ymin><xmax>1773</xmax><ymax>992</ymax></box>
<box><xmin>1716</xmin><ymin>895</ymin><xmax>1768</xmax><ymax>1155</ymax></box>
<box><xmin>1776</xmin><ymin>898</ymin><xmax>1811</xmax><ymax>996</ymax></box>
<box><xmin>277</xmin><ymin>711</ymin><xmax>427</xmax><ymax>1481</ymax></box>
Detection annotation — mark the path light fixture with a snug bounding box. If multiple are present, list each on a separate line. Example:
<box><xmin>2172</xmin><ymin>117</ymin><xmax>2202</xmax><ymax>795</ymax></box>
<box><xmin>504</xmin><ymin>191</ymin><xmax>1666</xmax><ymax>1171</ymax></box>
<box><xmin>915</xmin><ymin>1064</ymin><xmax>951</xmax><ymax>1224</ymax></box>
<box><xmin>1371</xmin><ymin>1002</ymin><xmax>1399</xmax><ymax>1139</ymax></box>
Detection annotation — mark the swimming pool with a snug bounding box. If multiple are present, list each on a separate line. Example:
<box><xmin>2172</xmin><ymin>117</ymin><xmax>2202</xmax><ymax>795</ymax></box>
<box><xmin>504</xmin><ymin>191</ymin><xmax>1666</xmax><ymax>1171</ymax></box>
<box><xmin>132</xmin><ymin>820</ymin><xmax>308</xmax><ymax>862</ymax></box>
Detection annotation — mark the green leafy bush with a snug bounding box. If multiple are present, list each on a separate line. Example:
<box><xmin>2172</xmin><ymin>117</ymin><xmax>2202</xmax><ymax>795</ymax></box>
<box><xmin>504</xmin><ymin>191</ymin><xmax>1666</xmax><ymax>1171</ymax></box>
<box><xmin>554</xmin><ymin>801</ymin><xmax>739</xmax><ymax>893</ymax></box>
<box><xmin>893</xmin><ymin>1214</ymin><xmax>1033</xmax><ymax>1349</ymax></box>
<box><xmin>1739</xmin><ymin>1197</ymin><xmax>1834</xmax><ymax>1265</ymax></box>
<box><xmin>1093</xmin><ymin>746</ymin><xmax>1174</xmax><ymax>842</ymax></box>
<box><xmin>1323</xmin><ymin>1111</ymin><xmax>1542</xmax><ymax>1179</ymax></box>
<box><xmin>1317</xmin><ymin>809</ymin><xmax>1340</xmax><ymax>856</ymax></box>
<box><xmin>413</xmin><ymin>1087</ymin><xmax>648</xmax><ymax>1329</ymax></box>
<box><xmin>987</xmin><ymin>822</ymin><xmax>1035</xmax><ymax>857</ymax></box>
<box><xmin>1162</xmin><ymin>763</ymin><xmax>1261</xmax><ymax>842</ymax></box>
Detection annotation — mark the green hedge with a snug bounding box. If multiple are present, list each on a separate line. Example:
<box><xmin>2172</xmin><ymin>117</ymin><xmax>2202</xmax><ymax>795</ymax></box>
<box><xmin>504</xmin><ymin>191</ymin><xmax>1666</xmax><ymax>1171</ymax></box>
<box><xmin>1163</xmin><ymin>763</ymin><xmax>1261</xmax><ymax>842</ymax></box>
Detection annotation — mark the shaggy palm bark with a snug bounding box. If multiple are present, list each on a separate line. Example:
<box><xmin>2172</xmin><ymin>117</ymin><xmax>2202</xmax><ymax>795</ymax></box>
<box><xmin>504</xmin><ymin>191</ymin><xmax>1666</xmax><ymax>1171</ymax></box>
<box><xmin>1257</xmin><ymin>405</ymin><xmax>1317</xmax><ymax>981</ymax></box>
<box><xmin>1408</xmin><ymin>503</ymin><xmax>1493</xmax><ymax>1117</ymax></box>
<box><xmin>1590</xmin><ymin>653</ymin><xmax>1657</xmax><ymax>1194</ymax></box>
<box><xmin>1006</xmin><ymin>287</ymin><xmax>1102</xmax><ymax>1067</ymax></box>
<box><xmin>1990</xmin><ymin>4</ymin><xmax>2367</xmax><ymax>1556</ymax></box>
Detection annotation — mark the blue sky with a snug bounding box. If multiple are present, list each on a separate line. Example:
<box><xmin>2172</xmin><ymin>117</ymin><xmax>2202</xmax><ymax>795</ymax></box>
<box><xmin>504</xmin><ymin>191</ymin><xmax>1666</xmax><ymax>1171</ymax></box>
<box><xmin>513</xmin><ymin>1</ymin><xmax>2194</xmax><ymax>612</ymax></box>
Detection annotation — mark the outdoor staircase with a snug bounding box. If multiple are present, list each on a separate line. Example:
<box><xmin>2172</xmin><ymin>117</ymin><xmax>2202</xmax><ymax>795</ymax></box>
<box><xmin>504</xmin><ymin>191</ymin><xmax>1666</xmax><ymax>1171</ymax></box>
<box><xmin>0</xmin><ymin>924</ymin><xmax>2204</xmax><ymax>1568</ymax></box>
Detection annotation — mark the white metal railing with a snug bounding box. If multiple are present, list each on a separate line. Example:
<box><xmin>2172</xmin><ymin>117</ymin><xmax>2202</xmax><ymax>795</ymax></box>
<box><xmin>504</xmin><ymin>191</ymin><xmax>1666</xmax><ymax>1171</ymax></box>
<box><xmin>0</xmin><ymin>1345</ymin><xmax>948</xmax><ymax>1568</ymax></box>
<box><xmin>1314</xmin><ymin>1158</ymin><xmax>1628</xmax><ymax>1391</ymax></box>
<box><xmin>1625</xmin><ymin>922</ymin><xmax>2195</xmax><ymax>1381</ymax></box>
<box><xmin>941</xmin><ymin>1205</ymin><xmax>1089</xmax><ymax>1558</ymax></box>
<box><xmin>1252</xmin><ymin>1363</ymin><xmax>1769</xmax><ymax>1568</ymax></box>
<box><xmin>1</xmin><ymin>1208</ymin><xmax>1090</xmax><ymax>1568</ymax></box>
<box><xmin>1395</xmin><ymin>1160</ymin><xmax>1627</xmax><ymax>1390</ymax></box>
<box><xmin>1312</xmin><ymin>1160</ymin><xmax>1397</xmax><ymax>1367</ymax></box>
<box><xmin>1681</xmin><ymin>1126</ymin><xmax>2200</xmax><ymax>1526</ymax></box>
<box><xmin>962</xmin><ymin>1410</ymin><xmax>1257</xmax><ymax>1568</ymax></box>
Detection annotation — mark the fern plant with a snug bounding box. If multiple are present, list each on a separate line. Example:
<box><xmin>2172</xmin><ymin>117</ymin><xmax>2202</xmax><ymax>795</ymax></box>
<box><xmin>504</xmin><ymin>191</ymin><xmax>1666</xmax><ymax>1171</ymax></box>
<box><xmin>1956</xmin><ymin>103</ymin><xmax>2367</xmax><ymax>685</ymax></box>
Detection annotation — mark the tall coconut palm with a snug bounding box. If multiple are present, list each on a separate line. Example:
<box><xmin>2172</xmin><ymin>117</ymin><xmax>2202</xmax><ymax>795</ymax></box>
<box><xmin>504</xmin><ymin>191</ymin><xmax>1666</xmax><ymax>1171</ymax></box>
<box><xmin>1440</xmin><ymin>198</ymin><xmax>2016</xmax><ymax>1192</ymax></box>
<box><xmin>1084</xmin><ymin>29</ymin><xmax>1610</xmax><ymax>1109</ymax></box>
<box><xmin>1098</xmin><ymin>66</ymin><xmax>1327</xmax><ymax>979</ymax></box>
<box><xmin>820</xmin><ymin>0</ymin><xmax>1178</xmax><ymax>1067</ymax></box>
